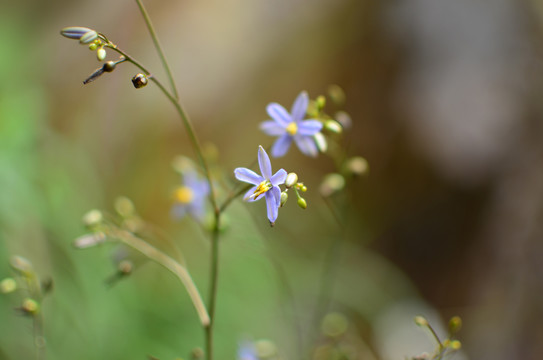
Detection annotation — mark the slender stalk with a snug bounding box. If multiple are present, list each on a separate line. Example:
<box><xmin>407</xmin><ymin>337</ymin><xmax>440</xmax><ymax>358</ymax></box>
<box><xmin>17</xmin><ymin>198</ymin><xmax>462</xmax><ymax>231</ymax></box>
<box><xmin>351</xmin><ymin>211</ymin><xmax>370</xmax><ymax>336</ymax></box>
<box><xmin>116</xmin><ymin>230</ymin><xmax>210</xmax><ymax>326</ymax></box>
<box><xmin>135</xmin><ymin>0</ymin><xmax>179</xmax><ymax>100</ymax></box>
<box><xmin>206</xmin><ymin>213</ymin><xmax>221</xmax><ymax>360</ymax></box>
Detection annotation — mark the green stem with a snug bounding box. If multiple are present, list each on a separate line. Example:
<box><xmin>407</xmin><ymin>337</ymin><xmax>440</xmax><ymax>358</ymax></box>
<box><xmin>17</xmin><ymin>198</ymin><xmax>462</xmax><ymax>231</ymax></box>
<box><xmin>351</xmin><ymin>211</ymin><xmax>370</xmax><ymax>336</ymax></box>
<box><xmin>135</xmin><ymin>0</ymin><xmax>179</xmax><ymax>100</ymax></box>
<box><xmin>206</xmin><ymin>213</ymin><xmax>221</xmax><ymax>360</ymax></box>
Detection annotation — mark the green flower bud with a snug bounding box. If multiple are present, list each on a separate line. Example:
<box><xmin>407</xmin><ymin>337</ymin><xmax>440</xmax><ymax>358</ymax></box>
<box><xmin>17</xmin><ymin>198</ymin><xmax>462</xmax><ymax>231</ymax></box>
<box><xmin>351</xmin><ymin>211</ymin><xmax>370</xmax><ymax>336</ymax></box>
<box><xmin>280</xmin><ymin>191</ymin><xmax>288</xmax><ymax>207</ymax></box>
<box><xmin>191</xmin><ymin>347</ymin><xmax>204</xmax><ymax>359</ymax></box>
<box><xmin>320</xmin><ymin>173</ymin><xmax>345</xmax><ymax>197</ymax></box>
<box><xmin>115</xmin><ymin>197</ymin><xmax>135</xmax><ymax>218</ymax></box>
<box><xmin>118</xmin><ymin>260</ymin><xmax>133</xmax><ymax>275</ymax></box>
<box><xmin>131</xmin><ymin>73</ymin><xmax>148</xmax><ymax>89</ymax></box>
<box><xmin>324</xmin><ymin>120</ymin><xmax>342</xmax><ymax>134</ymax></box>
<box><xmin>0</xmin><ymin>278</ymin><xmax>17</xmax><ymax>293</ymax></box>
<box><xmin>79</xmin><ymin>30</ymin><xmax>99</xmax><ymax>44</ymax></box>
<box><xmin>448</xmin><ymin>316</ymin><xmax>462</xmax><ymax>333</ymax></box>
<box><xmin>96</xmin><ymin>47</ymin><xmax>107</xmax><ymax>61</ymax></box>
<box><xmin>321</xmin><ymin>312</ymin><xmax>348</xmax><ymax>338</ymax></box>
<box><xmin>314</xmin><ymin>132</ymin><xmax>327</xmax><ymax>153</ymax></box>
<box><xmin>88</xmin><ymin>42</ymin><xmax>98</xmax><ymax>51</ymax></box>
<box><xmin>285</xmin><ymin>172</ymin><xmax>298</xmax><ymax>188</ymax></box>
<box><xmin>82</xmin><ymin>209</ymin><xmax>103</xmax><ymax>227</ymax></box>
<box><xmin>316</xmin><ymin>95</ymin><xmax>326</xmax><ymax>110</ymax></box>
<box><xmin>414</xmin><ymin>315</ymin><xmax>429</xmax><ymax>327</ymax></box>
<box><xmin>450</xmin><ymin>340</ymin><xmax>462</xmax><ymax>350</ymax></box>
<box><xmin>328</xmin><ymin>84</ymin><xmax>346</xmax><ymax>106</ymax></box>
<box><xmin>297</xmin><ymin>197</ymin><xmax>307</xmax><ymax>209</ymax></box>
<box><xmin>335</xmin><ymin>111</ymin><xmax>352</xmax><ymax>129</ymax></box>
<box><xmin>22</xmin><ymin>298</ymin><xmax>39</xmax><ymax>315</ymax></box>
<box><xmin>60</xmin><ymin>27</ymin><xmax>95</xmax><ymax>40</ymax></box>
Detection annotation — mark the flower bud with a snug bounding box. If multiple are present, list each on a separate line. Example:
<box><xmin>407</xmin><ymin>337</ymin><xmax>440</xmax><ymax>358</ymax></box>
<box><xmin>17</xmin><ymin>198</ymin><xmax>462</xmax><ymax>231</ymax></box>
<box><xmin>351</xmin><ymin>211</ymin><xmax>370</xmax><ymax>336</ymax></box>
<box><xmin>21</xmin><ymin>298</ymin><xmax>40</xmax><ymax>315</ymax></box>
<box><xmin>115</xmin><ymin>197</ymin><xmax>135</xmax><ymax>218</ymax></box>
<box><xmin>448</xmin><ymin>316</ymin><xmax>462</xmax><ymax>333</ymax></box>
<box><xmin>96</xmin><ymin>47</ymin><xmax>107</xmax><ymax>61</ymax></box>
<box><xmin>60</xmin><ymin>27</ymin><xmax>95</xmax><ymax>40</ymax></box>
<box><xmin>314</xmin><ymin>132</ymin><xmax>327</xmax><ymax>153</ymax></box>
<box><xmin>73</xmin><ymin>232</ymin><xmax>106</xmax><ymax>249</ymax></box>
<box><xmin>82</xmin><ymin>209</ymin><xmax>103</xmax><ymax>228</ymax></box>
<box><xmin>102</xmin><ymin>61</ymin><xmax>116</xmax><ymax>72</ymax></box>
<box><xmin>450</xmin><ymin>340</ymin><xmax>461</xmax><ymax>350</ymax></box>
<box><xmin>345</xmin><ymin>156</ymin><xmax>369</xmax><ymax>176</ymax></box>
<box><xmin>297</xmin><ymin>197</ymin><xmax>307</xmax><ymax>209</ymax></box>
<box><xmin>320</xmin><ymin>173</ymin><xmax>345</xmax><ymax>197</ymax></box>
<box><xmin>335</xmin><ymin>111</ymin><xmax>352</xmax><ymax>129</ymax></box>
<box><xmin>328</xmin><ymin>84</ymin><xmax>345</xmax><ymax>106</ymax></box>
<box><xmin>79</xmin><ymin>30</ymin><xmax>99</xmax><ymax>44</ymax></box>
<box><xmin>118</xmin><ymin>260</ymin><xmax>133</xmax><ymax>275</ymax></box>
<box><xmin>280</xmin><ymin>191</ymin><xmax>288</xmax><ymax>207</ymax></box>
<box><xmin>285</xmin><ymin>172</ymin><xmax>298</xmax><ymax>188</ymax></box>
<box><xmin>89</xmin><ymin>42</ymin><xmax>99</xmax><ymax>51</ymax></box>
<box><xmin>414</xmin><ymin>315</ymin><xmax>429</xmax><ymax>327</ymax></box>
<box><xmin>132</xmin><ymin>73</ymin><xmax>148</xmax><ymax>89</ymax></box>
<box><xmin>316</xmin><ymin>95</ymin><xmax>326</xmax><ymax>110</ymax></box>
<box><xmin>321</xmin><ymin>312</ymin><xmax>348</xmax><ymax>338</ymax></box>
<box><xmin>324</xmin><ymin>120</ymin><xmax>342</xmax><ymax>134</ymax></box>
<box><xmin>0</xmin><ymin>278</ymin><xmax>17</xmax><ymax>293</ymax></box>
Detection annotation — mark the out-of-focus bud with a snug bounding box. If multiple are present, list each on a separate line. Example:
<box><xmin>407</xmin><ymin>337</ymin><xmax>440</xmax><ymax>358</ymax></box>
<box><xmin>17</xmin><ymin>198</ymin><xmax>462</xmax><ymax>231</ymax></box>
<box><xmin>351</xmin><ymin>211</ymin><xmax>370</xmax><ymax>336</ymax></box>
<box><xmin>345</xmin><ymin>156</ymin><xmax>369</xmax><ymax>176</ymax></box>
<box><xmin>89</xmin><ymin>42</ymin><xmax>99</xmax><ymax>51</ymax></box>
<box><xmin>73</xmin><ymin>232</ymin><xmax>106</xmax><ymax>249</ymax></box>
<box><xmin>450</xmin><ymin>340</ymin><xmax>462</xmax><ymax>350</ymax></box>
<box><xmin>414</xmin><ymin>315</ymin><xmax>429</xmax><ymax>327</ymax></box>
<box><xmin>118</xmin><ymin>260</ymin><xmax>133</xmax><ymax>275</ymax></box>
<box><xmin>335</xmin><ymin>111</ymin><xmax>352</xmax><ymax>129</ymax></box>
<box><xmin>172</xmin><ymin>155</ymin><xmax>194</xmax><ymax>173</ymax></box>
<box><xmin>82</xmin><ymin>209</ymin><xmax>103</xmax><ymax>228</ymax></box>
<box><xmin>10</xmin><ymin>256</ymin><xmax>33</xmax><ymax>276</ymax></box>
<box><xmin>314</xmin><ymin>132</ymin><xmax>327</xmax><ymax>153</ymax></box>
<box><xmin>297</xmin><ymin>197</ymin><xmax>307</xmax><ymax>209</ymax></box>
<box><xmin>131</xmin><ymin>73</ymin><xmax>148</xmax><ymax>89</ymax></box>
<box><xmin>328</xmin><ymin>84</ymin><xmax>346</xmax><ymax>106</ymax></box>
<box><xmin>79</xmin><ymin>30</ymin><xmax>99</xmax><ymax>44</ymax></box>
<box><xmin>103</xmin><ymin>61</ymin><xmax>116</xmax><ymax>72</ymax></box>
<box><xmin>255</xmin><ymin>339</ymin><xmax>277</xmax><ymax>358</ymax></box>
<box><xmin>115</xmin><ymin>197</ymin><xmax>135</xmax><ymax>218</ymax></box>
<box><xmin>324</xmin><ymin>119</ymin><xmax>342</xmax><ymax>134</ymax></box>
<box><xmin>285</xmin><ymin>172</ymin><xmax>298</xmax><ymax>188</ymax></box>
<box><xmin>0</xmin><ymin>278</ymin><xmax>17</xmax><ymax>293</ymax></box>
<box><xmin>322</xmin><ymin>312</ymin><xmax>348</xmax><ymax>338</ymax></box>
<box><xmin>60</xmin><ymin>27</ymin><xmax>95</xmax><ymax>40</ymax></box>
<box><xmin>448</xmin><ymin>316</ymin><xmax>462</xmax><ymax>333</ymax></box>
<box><xmin>96</xmin><ymin>47</ymin><xmax>107</xmax><ymax>61</ymax></box>
<box><xmin>280</xmin><ymin>191</ymin><xmax>288</xmax><ymax>207</ymax></box>
<box><xmin>320</xmin><ymin>173</ymin><xmax>345</xmax><ymax>197</ymax></box>
<box><xmin>316</xmin><ymin>95</ymin><xmax>326</xmax><ymax>110</ymax></box>
<box><xmin>21</xmin><ymin>298</ymin><xmax>40</xmax><ymax>315</ymax></box>
<box><xmin>191</xmin><ymin>347</ymin><xmax>204</xmax><ymax>360</ymax></box>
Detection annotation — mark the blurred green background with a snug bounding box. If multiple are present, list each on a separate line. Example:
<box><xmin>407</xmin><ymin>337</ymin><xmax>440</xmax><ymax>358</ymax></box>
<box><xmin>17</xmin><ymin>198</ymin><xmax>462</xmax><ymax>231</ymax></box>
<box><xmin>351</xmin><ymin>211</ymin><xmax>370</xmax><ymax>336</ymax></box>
<box><xmin>2</xmin><ymin>0</ymin><xmax>543</xmax><ymax>359</ymax></box>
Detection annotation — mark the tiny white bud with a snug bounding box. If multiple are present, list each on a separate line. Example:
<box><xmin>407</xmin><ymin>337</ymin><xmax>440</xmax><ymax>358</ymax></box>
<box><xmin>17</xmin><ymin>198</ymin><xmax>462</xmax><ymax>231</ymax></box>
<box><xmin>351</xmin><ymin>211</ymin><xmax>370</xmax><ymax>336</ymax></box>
<box><xmin>82</xmin><ymin>209</ymin><xmax>103</xmax><ymax>227</ymax></box>
<box><xmin>280</xmin><ymin>191</ymin><xmax>288</xmax><ymax>207</ymax></box>
<box><xmin>314</xmin><ymin>132</ymin><xmax>327</xmax><ymax>153</ymax></box>
<box><xmin>324</xmin><ymin>120</ymin><xmax>342</xmax><ymax>134</ymax></box>
<box><xmin>0</xmin><ymin>278</ymin><xmax>17</xmax><ymax>293</ymax></box>
<box><xmin>285</xmin><ymin>172</ymin><xmax>298</xmax><ymax>188</ymax></box>
<box><xmin>96</xmin><ymin>47</ymin><xmax>107</xmax><ymax>61</ymax></box>
<box><xmin>73</xmin><ymin>232</ymin><xmax>106</xmax><ymax>249</ymax></box>
<box><xmin>320</xmin><ymin>173</ymin><xmax>345</xmax><ymax>197</ymax></box>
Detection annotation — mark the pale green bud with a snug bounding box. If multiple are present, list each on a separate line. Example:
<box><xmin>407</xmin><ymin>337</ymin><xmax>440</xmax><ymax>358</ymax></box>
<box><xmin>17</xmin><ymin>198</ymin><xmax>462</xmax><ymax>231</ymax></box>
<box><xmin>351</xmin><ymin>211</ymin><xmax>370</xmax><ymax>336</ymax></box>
<box><xmin>22</xmin><ymin>298</ymin><xmax>40</xmax><ymax>315</ymax></box>
<box><xmin>297</xmin><ymin>197</ymin><xmax>307</xmax><ymax>209</ymax></box>
<box><xmin>172</xmin><ymin>155</ymin><xmax>194</xmax><ymax>173</ymax></box>
<box><xmin>335</xmin><ymin>111</ymin><xmax>352</xmax><ymax>129</ymax></box>
<box><xmin>118</xmin><ymin>260</ymin><xmax>133</xmax><ymax>275</ymax></box>
<box><xmin>450</xmin><ymin>340</ymin><xmax>462</xmax><ymax>350</ymax></box>
<box><xmin>115</xmin><ymin>197</ymin><xmax>135</xmax><ymax>218</ymax></box>
<box><xmin>88</xmin><ymin>42</ymin><xmax>98</xmax><ymax>51</ymax></box>
<box><xmin>0</xmin><ymin>278</ymin><xmax>17</xmax><ymax>293</ymax></box>
<box><xmin>82</xmin><ymin>209</ymin><xmax>103</xmax><ymax>227</ymax></box>
<box><xmin>324</xmin><ymin>120</ymin><xmax>342</xmax><ymax>134</ymax></box>
<box><xmin>345</xmin><ymin>156</ymin><xmax>369</xmax><ymax>176</ymax></box>
<box><xmin>316</xmin><ymin>95</ymin><xmax>326</xmax><ymax>110</ymax></box>
<box><xmin>79</xmin><ymin>30</ymin><xmax>99</xmax><ymax>44</ymax></box>
<box><xmin>285</xmin><ymin>172</ymin><xmax>298</xmax><ymax>188</ymax></box>
<box><xmin>314</xmin><ymin>132</ymin><xmax>327</xmax><ymax>153</ymax></box>
<box><xmin>414</xmin><ymin>315</ymin><xmax>429</xmax><ymax>327</ymax></box>
<box><xmin>448</xmin><ymin>316</ymin><xmax>462</xmax><ymax>333</ymax></box>
<box><xmin>96</xmin><ymin>47</ymin><xmax>107</xmax><ymax>61</ymax></box>
<box><xmin>328</xmin><ymin>84</ymin><xmax>346</xmax><ymax>106</ymax></box>
<box><xmin>320</xmin><ymin>173</ymin><xmax>345</xmax><ymax>197</ymax></box>
<box><xmin>280</xmin><ymin>191</ymin><xmax>288</xmax><ymax>207</ymax></box>
<box><xmin>322</xmin><ymin>312</ymin><xmax>348</xmax><ymax>337</ymax></box>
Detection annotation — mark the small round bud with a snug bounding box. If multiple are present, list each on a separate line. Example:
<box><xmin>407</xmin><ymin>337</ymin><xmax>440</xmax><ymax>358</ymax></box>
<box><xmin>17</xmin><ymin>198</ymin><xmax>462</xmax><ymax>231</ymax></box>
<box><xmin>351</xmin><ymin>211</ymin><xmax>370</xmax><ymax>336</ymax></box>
<box><xmin>414</xmin><ymin>315</ymin><xmax>429</xmax><ymax>327</ymax></box>
<box><xmin>324</xmin><ymin>120</ymin><xmax>342</xmax><ymax>134</ymax></box>
<box><xmin>314</xmin><ymin>132</ymin><xmax>327</xmax><ymax>153</ymax></box>
<box><xmin>79</xmin><ymin>30</ymin><xmax>99</xmax><ymax>44</ymax></box>
<box><xmin>335</xmin><ymin>111</ymin><xmax>352</xmax><ymax>129</ymax></box>
<box><xmin>316</xmin><ymin>95</ymin><xmax>326</xmax><ymax>110</ymax></box>
<box><xmin>22</xmin><ymin>298</ymin><xmax>40</xmax><ymax>315</ymax></box>
<box><xmin>320</xmin><ymin>173</ymin><xmax>345</xmax><ymax>197</ymax></box>
<box><xmin>450</xmin><ymin>340</ymin><xmax>461</xmax><ymax>350</ymax></box>
<box><xmin>118</xmin><ymin>260</ymin><xmax>133</xmax><ymax>275</ymax></box>
<box><xmin>280</xmin><ymin>191</ymin><xmax>288</xmax><ymax>207</ymax></box>
<box><xmin>131</xmin><ymin>73</ymin><xmax>148</xmax><ymax>89</ymax></box>
<box><xmin>115</xmin><ymin>197</ymin><xmax>135</xmax><ymax>218</ymax></box>
<box><xmin>82</xmin><ymin>209</ymin><xmax>103</xmax><ymax>227</ymax></box>
<box><xmin>285</xmin><ymin>172</ymin><xmax>298</xmax><ymax>188</ymax></box>
<box><xmin>345</xmin><ymin>156</ymin><xmax>369</xmax><ymax>176</ymax></box>
<box><xmin>88</xmin><ymin>42</ymin><xmax>98</xmax><ymax>51</ymax></box>
<box><xmin>102</xmin><ymin>61</ymin><xmax>116</xmax><ymax>72</ymax></box>
<box><xmin>448</xmin><ymin>316</ymin><xmax>462</xmax><ymax>333</ymax></box>
<box><xmin>322</xmin><ymin>312</ymin><xmax>348</xmax><ymax>338</ymax></box>
<box><xmin>0</xmin><ymin>278</ymin><xmax>17</xmax><ymax>293</ymax></box>
<box><xmin>73</xmin><ymin>232</ymin><xmax>106</xmax><ymax>249</ymax></box>
<box><xmin>191</xmin><ymin>347</ymin><xmax>204</xmax><ymax>359</ymax></box>
<box><xmin>328</xmin><ymin>84</ymin><xmax>346</xmax><ymax>106</ymax></box>
<box><xmin>96</xmin><ymin>47</ymin><xmax>107</xmax><ymax>61</ymax></box>
<box><xmin>297</xmin><ymin>197</ymin><xmax>307</xmax><ymax>209</ymax></box>
<box><xmin>301</xmin><ymin>185</ymin><xmax>307</xmax><ymax>192</ymax></box>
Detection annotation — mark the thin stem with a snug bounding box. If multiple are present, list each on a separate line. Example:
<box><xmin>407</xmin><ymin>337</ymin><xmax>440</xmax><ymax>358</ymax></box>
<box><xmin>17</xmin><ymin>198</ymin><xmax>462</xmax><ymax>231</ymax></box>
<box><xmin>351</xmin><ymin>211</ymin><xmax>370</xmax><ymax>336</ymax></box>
<box><xmin>115</xmin><ymin>230</ymin><xmax>210</xmax><ymax>326</ymax></box>
<box><xmin>135</xmin><ymin>0</ymin><xmax>179</xmax><ymax>100</ymax></box>
<box><xmin>205</xmin><ymin>213</ymin><xmax>221</xmax><ymax>360</ymax></box>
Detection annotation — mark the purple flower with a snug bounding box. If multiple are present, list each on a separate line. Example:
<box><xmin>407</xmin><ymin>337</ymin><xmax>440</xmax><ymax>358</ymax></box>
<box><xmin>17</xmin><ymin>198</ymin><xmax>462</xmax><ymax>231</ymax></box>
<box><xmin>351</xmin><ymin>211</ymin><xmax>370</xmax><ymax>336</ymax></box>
<box><xmin>171</xmin><ymin>170</ymin><xmax>209</xmax><ymax>221</ymax></box>
<box><xmin>260</xmin><ymin>91</ymin><xmax>323</xmax><ymax>158</ymax></box>
<box><xmin>234</xmin><ymin>146</ymin><xmax>287</xmax><ymax>225</ymax></box>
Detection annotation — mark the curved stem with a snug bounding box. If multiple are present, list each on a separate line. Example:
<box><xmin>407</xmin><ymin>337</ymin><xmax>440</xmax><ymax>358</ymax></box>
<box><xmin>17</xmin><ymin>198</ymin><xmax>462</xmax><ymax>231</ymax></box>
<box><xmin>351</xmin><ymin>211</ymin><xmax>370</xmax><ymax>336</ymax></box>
<box><xmin>135</xmin><ymin>0</ymin><xmax>179</xmax><ymax>100</ymax></box>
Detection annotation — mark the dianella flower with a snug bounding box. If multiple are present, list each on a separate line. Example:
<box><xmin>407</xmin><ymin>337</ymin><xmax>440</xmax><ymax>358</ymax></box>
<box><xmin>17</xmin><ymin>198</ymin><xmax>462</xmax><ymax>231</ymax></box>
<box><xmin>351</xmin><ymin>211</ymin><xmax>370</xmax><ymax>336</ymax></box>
<box><xmin>234</xmin><ymin>146</ymin><xmax>287</xmax><ymax>225</ymax></box>
<box><xmin>171</xmin><ymin>170</ymin><xmax>209</xmax><ymax>221</ymax></box>
<box><xmin>260</xmin><ymin>91</ymin><xmax>323</xmax><ymax>157</ymax></box>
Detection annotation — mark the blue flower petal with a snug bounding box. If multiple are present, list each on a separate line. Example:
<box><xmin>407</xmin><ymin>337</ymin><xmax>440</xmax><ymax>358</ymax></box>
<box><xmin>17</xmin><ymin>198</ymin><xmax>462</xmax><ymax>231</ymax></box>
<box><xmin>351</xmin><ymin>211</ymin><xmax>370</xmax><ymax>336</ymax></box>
<box><xmin>271</xmin><ymin>134</ymin><xmax>292</xmax><ymax>158</ymax></box>
<box><xmin>271</xmin><ymin>186</ymin><xmax>281</xmax><ymax>207</ymax></box>
<box><xmin>298</xmin><ymin>120</ymin><xmax>323</xmax><ymax>136</ymax></box>
<box><xmin>234</xmin><ymin>167</ymin><xmax>264</xmax><ymax>185</ymax></box>
<box><xmin>260</xmin><ymin>120</ymin><xmax>286</xmax><ymax>136</ymax></box>
<box><xmin>271</xmin><ymin>169</ymin><xmax>287</xmax><ymax>186</ymax></box>
<box><xmin>266</xmin><ymin>103</ymin><xmax>291</xmax><ymax>127</ymax></box>
<box><xmin>294</xmin><ymin>135</ymin><xmax>318</xmax><ymax>157</ymax></box>
<box><xmin>291</xmin><ymin>91</ymin><xmax>309</xmax><ymax>122</ymax></box>
<box><xmin>243</xmin><ymin>186</ymin><xmax>260</xmax><ymax>202</ymax></box>
<box><xmin>265</xmin><ymin>190</ymin><xmax>279</xmax><ymax>224</ymax></box>
<box><xmin>258</xmin><ymin>146</ymin><xmax>273</xmax><ymax>180</ymax></box>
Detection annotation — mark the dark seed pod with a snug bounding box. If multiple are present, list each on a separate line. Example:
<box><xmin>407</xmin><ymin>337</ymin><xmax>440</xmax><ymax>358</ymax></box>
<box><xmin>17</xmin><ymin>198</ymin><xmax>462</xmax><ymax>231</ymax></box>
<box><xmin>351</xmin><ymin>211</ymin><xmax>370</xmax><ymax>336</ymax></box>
<box><xmin>102</xmin><ymin>61</ymin><xmax>116</xmax><ymax>72</ymax></box>
<box><xmin>131</xmin><ymin>73</ymin><xmax>148</xmax><ymax>89</ymax></box>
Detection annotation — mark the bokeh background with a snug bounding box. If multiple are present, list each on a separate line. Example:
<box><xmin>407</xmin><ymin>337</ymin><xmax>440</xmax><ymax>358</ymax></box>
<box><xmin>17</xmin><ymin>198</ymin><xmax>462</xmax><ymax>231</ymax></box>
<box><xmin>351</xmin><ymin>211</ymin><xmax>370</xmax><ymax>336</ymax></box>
<box><xmin>1</xmin><ymin>0</ymin><xmax>543</xmax><ymax>359</ymax></box>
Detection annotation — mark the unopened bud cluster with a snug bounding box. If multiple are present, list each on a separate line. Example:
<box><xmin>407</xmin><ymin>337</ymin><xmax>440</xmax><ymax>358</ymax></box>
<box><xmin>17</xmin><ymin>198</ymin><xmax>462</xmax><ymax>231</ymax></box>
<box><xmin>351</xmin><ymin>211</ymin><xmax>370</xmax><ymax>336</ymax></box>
<box><xmin>279</xmin><ymin>172</ymin><xmax>308</xmax><ymax>209</ymax></box>
<box><xmin>412</xmin><ymin>315</ymin><xmax>463</xmax><ymax>360</ymax></box>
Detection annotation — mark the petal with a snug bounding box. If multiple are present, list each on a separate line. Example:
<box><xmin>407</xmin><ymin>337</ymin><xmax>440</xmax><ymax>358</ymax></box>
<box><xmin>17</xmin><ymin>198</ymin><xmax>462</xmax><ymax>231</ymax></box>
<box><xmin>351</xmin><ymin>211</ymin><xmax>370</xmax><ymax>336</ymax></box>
<box><xmin>265</xmin><ymin>190</ymin><xmax>280</xmax><ymax>224</ymax></box>
<box><xmin>291</xmin><ymin>91</ymin><xmax>309</xmax><ymax>122</ymax></box>
<box><xmin>298</xmin><ymin>120</ymin><xmax>323</xmax><ymax>136</ymax></box>
<box><xmin>234</xmin><ymin>168</ymin><xmax>263</xmax><ymax>185</ymax></box>
<box><xmin>270</xmin><ymin>169</ymin><xmax>287</xmax><ymax>186</ymax></box>
<box><xmin>260</xmin><ymin>120</ymin><xmax>286</xmax><ymax>136</ymax></box>
<box><xmin>258</xmin><ymin>146</ymin><xmax>272</xmax><ymax>180</ymax></box>
<box><xmin>266</xmin><ymin>103</ymin><xmax>291</xmax><ymax>127</ymax></box>
<box><xmin>271</xmin><ymin>186</ymin><xmax>281</xmax><ymax>206</ymax></box>
<box><xmin>271</xmin><ymin>134</ymin><xmax>292</xmax><ymax>158</ymax></box>
<box><xmin>294</xmin><ymin>135</ymin><xmax>319</xmax><ymax>157</ymax></box>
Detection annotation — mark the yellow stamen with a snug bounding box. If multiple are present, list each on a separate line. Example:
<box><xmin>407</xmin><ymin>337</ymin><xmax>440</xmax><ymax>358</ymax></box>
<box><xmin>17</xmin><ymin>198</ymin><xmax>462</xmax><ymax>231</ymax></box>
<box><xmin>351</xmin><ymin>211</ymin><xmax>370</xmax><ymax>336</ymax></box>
<box><xmin>286</xmin><ymin>122</ymin><xmax>298</xmax><ymax>135</ymax></box>
<box><xmin>174</xmin><ymin>186</ymin><xmax>194</xmax><ymax>204</ymax></box>
<box><xmin>247</xmin><ymin>181</ymin><xmax>272</xmax><ymax>200</ymax></box>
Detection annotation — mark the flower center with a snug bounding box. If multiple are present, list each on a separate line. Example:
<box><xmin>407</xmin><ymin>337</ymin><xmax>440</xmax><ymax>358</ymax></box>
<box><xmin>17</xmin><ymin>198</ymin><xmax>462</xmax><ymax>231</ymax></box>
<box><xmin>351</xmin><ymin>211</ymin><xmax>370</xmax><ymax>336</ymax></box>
<box><xmin>286</xmin><ymin>122</ymin><xmax>298</xmax><ymax>135</ymax></box>
<box><xmin>174</xmin><ymin>186</ymin><xmax>194</xmax><ymax>204</ymax></box>
<box><xmin>248</xmin><ymin>181</ymin><xmax>272</xmax><ymax>200</ymax></box>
